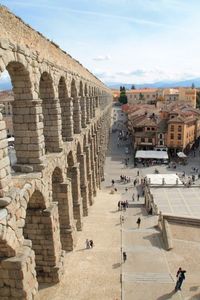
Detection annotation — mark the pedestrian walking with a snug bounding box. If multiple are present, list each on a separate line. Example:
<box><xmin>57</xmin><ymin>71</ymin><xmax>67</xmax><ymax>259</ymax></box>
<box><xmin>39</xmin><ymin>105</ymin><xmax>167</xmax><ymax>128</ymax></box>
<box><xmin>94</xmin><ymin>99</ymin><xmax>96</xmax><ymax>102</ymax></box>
<box><xmin>123</xmin><ymin>251</ymin><xmax>127</xmax><ymax>263</ymax></box>
<box><xmin>121</xmin><ymin>215</ymin><xmax>124</xmax><ymax>224</ymax></box>
<box><xmin>137</xmin><ymin>193</ymin><xmax>140</xmax><ymax>201</ymax></box>
<box><xmin>89</xmin><ymin>240</ymin><xmax>94</xmax><ymax>248</ymax></box>
<box><xmin>134</xmin><ymin>179</ymin><xmax>137</xmax><ymax>187</ymax></box>
<box><xmin>175</xmin><ymin>268</ymin><xmax>186</xmax><ymax>291</ymax></box>
<box><xmin>132</xmin><ymin>193</ymin><xmax>135</xmax><ymax>201</ymax></box>
<box><xmin>86</xmin><ymin>239</ymin><xmax>90</xmax><ymax>249</ymax></box>
<box><xmin>137</xmin><ymin>170</ymin><xmax>139</xmax><ymax>176</ymax></box>
<box><xmin>125</xmin><ymin>200</ymin><xmax>129</xmax><ymax>208</ymax></box>
<box><xmin>136</xmin><ymin>217</ymin><xmax>141</xmax><ymax>228</ymax></box>
<box><xmin>118</xmin><ymin>201</ymin><xmax>121</xmax><ymax>211</ymax></box>
<box><xmin>111</xmin><ymin>179</ymin><xmax>115</xmax><ymax>186</ymax></box>
<box><xmin>125</xmin><ymin>187</ymin><xmax>128</xmax><ymax>192</ymax></box>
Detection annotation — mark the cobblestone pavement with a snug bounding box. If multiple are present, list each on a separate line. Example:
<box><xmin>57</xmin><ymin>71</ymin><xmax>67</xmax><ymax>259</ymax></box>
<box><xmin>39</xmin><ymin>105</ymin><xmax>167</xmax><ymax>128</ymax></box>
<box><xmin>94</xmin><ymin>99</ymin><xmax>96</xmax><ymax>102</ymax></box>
<box><xmin>39</xmin><ymin>187</ymin><xmax>121</xmax><ymax>300</ymax></box>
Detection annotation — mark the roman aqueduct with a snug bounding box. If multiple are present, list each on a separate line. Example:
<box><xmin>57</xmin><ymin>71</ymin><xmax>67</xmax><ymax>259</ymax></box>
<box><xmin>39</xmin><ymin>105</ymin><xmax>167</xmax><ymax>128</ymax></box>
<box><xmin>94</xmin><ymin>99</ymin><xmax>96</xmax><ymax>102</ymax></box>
<box><xmin>0</xmin><ymin>6</ymin><xmax>112</xmax><ymax>299</ymax></box>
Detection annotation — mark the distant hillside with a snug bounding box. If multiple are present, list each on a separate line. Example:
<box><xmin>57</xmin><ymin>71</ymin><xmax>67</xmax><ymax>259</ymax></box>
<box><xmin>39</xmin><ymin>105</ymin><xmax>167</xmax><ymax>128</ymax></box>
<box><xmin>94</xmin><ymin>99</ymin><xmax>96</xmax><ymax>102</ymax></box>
<box><xmin>106</xmin><ymin>78</ymin><xmax>200</xmax><ymax>89</ymax></box>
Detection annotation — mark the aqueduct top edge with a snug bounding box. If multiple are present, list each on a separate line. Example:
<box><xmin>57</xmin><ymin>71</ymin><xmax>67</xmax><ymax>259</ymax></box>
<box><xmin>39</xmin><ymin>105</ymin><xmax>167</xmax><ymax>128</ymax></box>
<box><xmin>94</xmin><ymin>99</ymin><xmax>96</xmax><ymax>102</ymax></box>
<box><xmin>0</xmin><ymin>5</ymin><xmax>111</xmax><ymax>92</ymax></box>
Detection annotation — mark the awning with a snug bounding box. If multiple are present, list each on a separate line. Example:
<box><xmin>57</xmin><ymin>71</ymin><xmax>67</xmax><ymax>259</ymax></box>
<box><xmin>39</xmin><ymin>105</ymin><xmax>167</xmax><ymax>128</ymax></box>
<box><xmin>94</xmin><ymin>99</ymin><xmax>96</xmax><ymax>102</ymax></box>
<box><xmin>177</xmin><ymin>152</ymin><xmax>187</xmax><ymax>158</ymax></box>
<box><xmin>135</xmin><ymin>150</ymin><xmax>168</xmax><ymax>160</ymax></box>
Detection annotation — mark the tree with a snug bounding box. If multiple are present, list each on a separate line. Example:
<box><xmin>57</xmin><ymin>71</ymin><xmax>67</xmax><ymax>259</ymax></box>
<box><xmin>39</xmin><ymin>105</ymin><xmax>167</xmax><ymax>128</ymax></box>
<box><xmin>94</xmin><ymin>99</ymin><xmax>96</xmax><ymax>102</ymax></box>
<box><xmin>131</xmin><ymin>84</ymin><xmax>135</xmax><ymax>90</ymax></box>
<box><xmin>139</xmin><ymin>93</ymin><xmax>144</xmax><ymax>101</ymax></box>
<box><xmin>119</xmin><ymin>87</ymin><xmax>128</xmax><ymax>104</ymax></box>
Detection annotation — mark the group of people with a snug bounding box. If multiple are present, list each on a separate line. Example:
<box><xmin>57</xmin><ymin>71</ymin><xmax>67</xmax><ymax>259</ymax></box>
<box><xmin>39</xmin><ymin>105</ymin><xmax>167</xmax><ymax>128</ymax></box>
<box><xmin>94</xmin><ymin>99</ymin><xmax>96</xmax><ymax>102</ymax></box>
<box><xmin>120</xmin><ymin>174</ymin><xmax>131</xmax><ymax>183</ymax></box>
<box><xmin>85</xmin><ymin>239</ymin><xmax>94</xmax><ymax>249</ymax></box>
<box><xmin>118</xmin><ymin>200</ymin><xmax>129</xmax><ymax>211</ymax></box>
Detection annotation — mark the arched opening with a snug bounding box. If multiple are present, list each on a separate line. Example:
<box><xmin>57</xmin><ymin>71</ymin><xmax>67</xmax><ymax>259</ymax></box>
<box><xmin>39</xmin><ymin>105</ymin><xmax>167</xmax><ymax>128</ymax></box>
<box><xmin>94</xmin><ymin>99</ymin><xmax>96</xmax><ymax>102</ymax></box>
<box><xmin>39</xmin><ymin>72</ymin><xmax>62</xmax><ymax>153</ymax></box>
<box><xmin>0</xmin><ymin>62</ymin><xmax>34</xmax><ymax>171</ymax></box>
<box><xmin>0</xmin><ymin>69</ymin><xmax>15</xmax><ymax>171</ymax></box>
<box><xmin>23</xmin><ymin>190</ymin><xmax>62</xmax><ymax>283</ymax></box>
<box><xmin>58</xmin><ymin>76</ymin><xmax>74</xmax><ymax>142</ymax></box>
<box><xmin>67</xmin><ymin>151</ymin><xmax>82</xmax><ymax>230</ymax></box>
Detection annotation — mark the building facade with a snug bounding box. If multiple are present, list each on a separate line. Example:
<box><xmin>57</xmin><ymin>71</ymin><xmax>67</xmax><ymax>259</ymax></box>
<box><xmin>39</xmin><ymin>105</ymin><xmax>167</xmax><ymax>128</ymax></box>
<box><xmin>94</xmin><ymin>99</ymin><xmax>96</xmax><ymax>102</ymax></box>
<box><xmin>127</xmin><ymin>88</ymin><xmax>164</xmax><ymax>105</ymax></box>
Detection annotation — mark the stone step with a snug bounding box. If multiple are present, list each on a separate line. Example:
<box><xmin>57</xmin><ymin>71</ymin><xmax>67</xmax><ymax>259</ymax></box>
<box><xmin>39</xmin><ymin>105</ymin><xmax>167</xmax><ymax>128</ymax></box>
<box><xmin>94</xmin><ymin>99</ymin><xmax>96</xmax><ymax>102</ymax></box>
<box><xmin>122</xmin><ymin>272</ymin><xmax>174</xmax><ymax>283</ymax></box>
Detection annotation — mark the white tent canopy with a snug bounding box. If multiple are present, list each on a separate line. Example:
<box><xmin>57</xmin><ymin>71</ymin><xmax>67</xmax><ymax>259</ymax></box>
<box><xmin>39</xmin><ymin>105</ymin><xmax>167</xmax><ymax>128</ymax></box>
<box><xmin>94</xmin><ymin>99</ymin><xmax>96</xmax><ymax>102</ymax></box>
<box><xmin>135</xmin><ymin>150</ymin><xmax>168</xmax><ymax>160</ymax></box>
<box><xmin>177</xmin><ymin>152</ymin><xmax>187</xmax><ymax>158</ymax></box>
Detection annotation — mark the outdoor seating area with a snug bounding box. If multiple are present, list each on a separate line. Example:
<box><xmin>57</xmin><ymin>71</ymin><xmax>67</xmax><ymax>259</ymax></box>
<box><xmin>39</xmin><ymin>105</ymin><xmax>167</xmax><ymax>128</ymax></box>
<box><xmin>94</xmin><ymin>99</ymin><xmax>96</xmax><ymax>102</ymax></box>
<box><xmin>135</xmin><ymin>150</ymin><xmax>169</xmax><ymax>166</ymax></box>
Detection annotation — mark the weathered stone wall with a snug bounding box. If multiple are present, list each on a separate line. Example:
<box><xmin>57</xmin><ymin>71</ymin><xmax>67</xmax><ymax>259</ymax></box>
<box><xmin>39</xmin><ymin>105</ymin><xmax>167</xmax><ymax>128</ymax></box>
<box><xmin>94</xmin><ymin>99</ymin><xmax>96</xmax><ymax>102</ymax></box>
<box><xmin>0</xmin><ymin>6</ymin><xmax>112</xmax><ymax>299</ymax></box>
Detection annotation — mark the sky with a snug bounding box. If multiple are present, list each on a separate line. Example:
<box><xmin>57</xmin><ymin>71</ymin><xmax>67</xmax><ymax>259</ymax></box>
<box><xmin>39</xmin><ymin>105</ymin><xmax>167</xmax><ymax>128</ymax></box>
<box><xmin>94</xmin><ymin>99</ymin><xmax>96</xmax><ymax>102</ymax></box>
<box><xmin>1</xmin><ymin>0</ymin><xmax>200</xmax><ymax>84</ymax></box>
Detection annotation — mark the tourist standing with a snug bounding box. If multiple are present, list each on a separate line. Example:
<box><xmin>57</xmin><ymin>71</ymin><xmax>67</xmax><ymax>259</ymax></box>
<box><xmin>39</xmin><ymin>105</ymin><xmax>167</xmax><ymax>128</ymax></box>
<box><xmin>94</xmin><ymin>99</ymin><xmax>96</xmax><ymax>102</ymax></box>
<box><xmin>136</xmin><ymin>217</ymin><xmax>141</xmax><ymax>228</ymax></box>
<box><xmin>123</xmin><ymin>251</ymin><xmax>127</xmax><ymax>263</ymax></box>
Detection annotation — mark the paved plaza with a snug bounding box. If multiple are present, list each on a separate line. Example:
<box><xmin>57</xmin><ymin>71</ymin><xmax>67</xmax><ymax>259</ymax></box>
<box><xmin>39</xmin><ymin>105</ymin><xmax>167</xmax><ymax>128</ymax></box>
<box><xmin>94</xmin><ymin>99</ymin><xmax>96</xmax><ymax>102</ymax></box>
<box><xmin>151</xmin><ymin>187</ymin><xmax>200</xmax><ymax>217</ymax></box>
<box><xmin>39</xmin><ymin>131</ymin><xmax>200</xmax><ymax>300</ymax></box>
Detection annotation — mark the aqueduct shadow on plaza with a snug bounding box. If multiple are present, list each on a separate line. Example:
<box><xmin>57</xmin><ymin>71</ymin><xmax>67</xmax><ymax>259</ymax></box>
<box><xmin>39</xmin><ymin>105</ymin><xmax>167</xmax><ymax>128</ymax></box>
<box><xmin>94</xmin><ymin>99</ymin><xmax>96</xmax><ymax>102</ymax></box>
<box><xmin>0</xmin><ymin>6</ymin><xmax>112</xmax><ymax>299</ymax></box>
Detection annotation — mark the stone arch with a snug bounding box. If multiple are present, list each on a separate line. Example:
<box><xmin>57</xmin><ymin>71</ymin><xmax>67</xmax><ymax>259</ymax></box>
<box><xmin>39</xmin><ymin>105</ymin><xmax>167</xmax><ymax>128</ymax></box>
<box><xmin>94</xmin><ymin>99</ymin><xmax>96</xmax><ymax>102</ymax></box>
<box><xmin>71</xmin><ymin>79</ymin><xmax>81</xmax><ymax>134</ymax></box>
<box><xmin>39</xmin><ymin>71</ymin><xmax>62</xmax><ymax>153</ymax></box>
<box><xmin>67</xmin><ymin>151</ymin><xmax>83</xmax><ymax>230</ymax></box>
<box><xmin>2</xmin><ymin>62</ymin><xmax>39</xmax><ymax>172</ymax></box>
<box><xmin>23</xmin><ymin>189</ymin><xmax>63</xmax><ymax>283</ymax></box>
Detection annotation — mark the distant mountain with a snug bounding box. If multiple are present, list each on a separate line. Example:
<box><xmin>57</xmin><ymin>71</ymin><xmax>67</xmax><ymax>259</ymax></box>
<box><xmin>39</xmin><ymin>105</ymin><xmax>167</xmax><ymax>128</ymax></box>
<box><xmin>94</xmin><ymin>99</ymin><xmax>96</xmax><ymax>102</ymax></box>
<box><xmin>106</xmin><ymin>78</ymin><xmax>200</xmax><ymax>89</ymax></box>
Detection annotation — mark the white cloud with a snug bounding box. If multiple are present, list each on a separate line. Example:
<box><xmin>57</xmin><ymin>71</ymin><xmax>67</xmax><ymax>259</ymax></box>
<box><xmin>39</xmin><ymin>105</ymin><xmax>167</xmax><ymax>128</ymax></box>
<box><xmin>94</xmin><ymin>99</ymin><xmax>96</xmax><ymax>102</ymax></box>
<box><xmin>0</xmin><ymin>70</ymin><xmax>10</xmax><ymax>82</ymax></box>
<box><xmin>93</xmin><ymin>55</ymin><xmax>111</xmax><ymax>61</ymax></box>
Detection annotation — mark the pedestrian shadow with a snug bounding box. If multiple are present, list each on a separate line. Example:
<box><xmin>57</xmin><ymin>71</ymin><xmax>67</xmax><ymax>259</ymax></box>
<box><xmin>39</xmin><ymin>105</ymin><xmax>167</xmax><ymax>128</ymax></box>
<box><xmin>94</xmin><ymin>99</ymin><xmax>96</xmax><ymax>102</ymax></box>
<box><xmin>115</xmin><ymin>222</ymin><xmax>120</xmax><ymax>226</ymax></box>
<box><xmin>112</xmin><ymin>262</ymin><xmax>121</xmax><ymax>269</ymax></box>
<box><xmin>76</xmin><ymin>248</ymin><xmax>89</xmax><ymax>252</ymax></box>
<box><xmin>110</xmin><ymin>210</ymin><xmax>119</xmax><ymax>213</ymax></box>
<box><xmin>156</xmin><ymin>289</ymin><xmax>176</xmax><ymax>300</ymax></box>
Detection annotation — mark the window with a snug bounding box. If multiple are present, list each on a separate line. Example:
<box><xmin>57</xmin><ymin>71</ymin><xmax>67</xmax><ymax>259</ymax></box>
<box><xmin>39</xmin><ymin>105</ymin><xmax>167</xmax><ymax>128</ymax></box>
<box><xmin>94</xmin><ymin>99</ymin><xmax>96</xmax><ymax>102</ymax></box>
<box><xmin>159</xmin><ymin>133</ymin><xmax>163</xmax><ymax>139</ymax></box>
<box><xmin>152</xmin><ymin>127</ymin><xmax>155</xmax><ymax>131</ymax></box>
<box><xmin>147</xmin><ymin>127</ymin><xmax>150</xmax><ymax>131</ymax></box>
<box><xmin>170</xmin><ymin>133</ymin><xmax>174</xmax><ymax>140</ymax></box>
<box><xmin>178</xmin><ymin>125</ymin><xmax>182</xmax><ymax>132</ymax></box>
<box><xmin>148</xmin><ymin>138</ymin><xmax>152</xmax><ymax>143</ymax></box>
<box><xmin>178</xmin><ymin>134</ymin><xmax>182</xmax><ymax>140</ymax></box>
<box><xmin>141</xmin><ymin>138</ymin><xmax>145</xmax><ymax>142</ymax></box>
<box><xmin>171</xmin><ymin>125</ymin><xmax>174</xmax><ymax>131</ymax></box>
<box><xmin>159</xmin><ymin>141</ymin><xmax>163</xmax><ymax>145</ymax></box>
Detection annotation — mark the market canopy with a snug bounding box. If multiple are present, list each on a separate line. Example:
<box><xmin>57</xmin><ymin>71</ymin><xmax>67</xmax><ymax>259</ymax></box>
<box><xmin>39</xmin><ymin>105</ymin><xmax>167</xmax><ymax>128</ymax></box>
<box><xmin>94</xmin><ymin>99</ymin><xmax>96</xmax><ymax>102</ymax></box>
<box><xmin>135</xmin><ymin>150</ymin><xmax>168</xmax><ymax>160</ymax></box>
<box><xmin>177</xmin><ymin>152</ymin><xmax>187</xmax><ymax>158</ymax></box>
